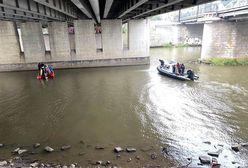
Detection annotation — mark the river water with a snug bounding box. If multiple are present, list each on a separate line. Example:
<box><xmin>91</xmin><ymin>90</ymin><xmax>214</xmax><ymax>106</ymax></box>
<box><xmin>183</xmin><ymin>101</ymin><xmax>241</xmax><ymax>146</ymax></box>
<box><xmin>0</xmin><ymin>47</ymin><xmax>248</xmax><ymax>167</ymax></box>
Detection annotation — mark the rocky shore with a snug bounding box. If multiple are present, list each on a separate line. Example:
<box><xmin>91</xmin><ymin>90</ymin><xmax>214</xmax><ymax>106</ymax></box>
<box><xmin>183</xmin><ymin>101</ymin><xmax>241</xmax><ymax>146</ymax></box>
<box><xmin>0</xmin><ymin>140</ymin><xmax>247</xmax><ymax>167</ymax></box>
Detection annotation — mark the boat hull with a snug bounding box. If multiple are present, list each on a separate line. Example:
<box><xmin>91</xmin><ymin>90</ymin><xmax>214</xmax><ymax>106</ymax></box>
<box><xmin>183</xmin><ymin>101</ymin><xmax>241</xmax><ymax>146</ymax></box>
<box><xmin>157</xmin><ymin>66</ymin><xmax>191</xmax><ymax>81</ymax></box>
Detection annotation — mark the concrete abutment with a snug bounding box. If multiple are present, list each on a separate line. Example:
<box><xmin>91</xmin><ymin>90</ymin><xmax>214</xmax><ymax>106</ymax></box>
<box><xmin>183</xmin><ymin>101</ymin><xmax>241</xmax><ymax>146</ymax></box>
<box><xmin>0</xmin><ymin>19</ymin><xmax>150</xmax><ymax>71</ymax></box>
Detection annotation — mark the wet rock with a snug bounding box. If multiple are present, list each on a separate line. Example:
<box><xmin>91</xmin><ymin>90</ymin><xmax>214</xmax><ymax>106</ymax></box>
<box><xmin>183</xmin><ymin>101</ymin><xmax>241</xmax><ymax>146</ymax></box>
<box><xmin>30</xmin><ymin>162</ymin><xmax>39</xmax><ymax>167</ymax></box>
<box><xmin>13</xmin><ymin>147</ymin><xmax>20</xmax><ymax>153</ymax></box>
<box><xmin>231</xmin><ymin>144</ymin><xmax>241</xmax><ymax>152</ymax></box>
<box><xmin>78</xmin><ymin>152</ymin><xmax>86</xmax><ymax>156</ymax></box>
<box><xmin>116</xmin><ymin>154</ymin><xmax>121</xmax><ymax>159</ymax></box>
<box><xmin>212</xmin><ymin>158</ymin><xmax>218</xmax><ymax>163</ymax></box>
<box><xmin>141</xmin><ymin>146</ymin><xmax>153</xmax><ymax>152</ymax></box>
<box><xmin>106</xmin><ymin>161</ymin><xmax>111</xmax><ymax>165</ymax></box>
<box><xmin>114</xmin><ymin>147</ymin><xmax>123</xmax><ymax>153</ymax></box>
<box><xmin>126</xmin><ymin>148</ymin><xmax>136</xmax><ymax>152</ymax></box>
<box><xmin>95</xmin><ymin>145</ymin><xmax>104</xmax><ymax>150</ymax></box>
<box><xmin>0</xmin><ymin>144</ymin><xmax>4</xmax><ymax>147</ymax></box>
<box><xmin>127</xmin><ymin>158</ymin><xmax>132</xmax><ymax>162</ymax></box>
<box><xmin>217</xmin><ymin>144</ymin><xmax>224</xmax><ymax>147</ymax></box>
<box><xmin>135</xmin><ymin>155</ymin><xmax>140</xmax><ymax>160</ymax></box>
<box><xmin>18</xmin><ymin>149</ymin><xmax>28</xmax><ymax>155</ymax></box>
<box><xmin>208</xmin><ymin>150</ymin><xmax>222</xmax><ymax>157</ymax></box>
<box><xmin>62</xmin><ymin>166</ymin><xmax>67</xmax><ymax>168</ymax></box>
<box><xmin>44</xmin><ymin>146</ymin><xmax>54</xmax><ymax>152</ymax></box>
<box><xmin>61</xmin><ymin>145</ymin><xmax>71</xmax><ymax>151</ymax></box>
<box><xmin>241</xmin><ymin>142</ymin><xmax>248</xmax><ymax>147</ymax></box>
<box><xmin>199</xmin><ymin>156</ymin><xmax>211</xmax><ymax>164</ymax></box>
<box><xmin>96</xmin><ymin>161</ymin><xmax>102</xmax><ymax>165</ymax></box>
<box><xmin>151</xmin><ymin>153</ymin><xmax>158</xmax><ymax>160</ymax></box>
<box><xmin>0</xmin><ymin>161</ymin><xmax>7</xmax><ymax>166</ymax></box>
<box><xmin>33</xmin><ymin>143</ymin><xmax>41</xmax><ymax>148</ymax></box>
<box><xmin>69</xmin><ymin>164</ymin><xmax>75</xmax><ymax>168</ymax></box>
<box><xmin>203</xmin><ymin>141</ymin><xmax>211</xmax><ymax>145</ymax></box>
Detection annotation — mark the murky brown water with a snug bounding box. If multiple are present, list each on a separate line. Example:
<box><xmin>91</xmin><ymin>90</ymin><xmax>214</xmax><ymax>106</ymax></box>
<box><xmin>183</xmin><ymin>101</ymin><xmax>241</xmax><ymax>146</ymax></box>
<box><xmin>0</xmin><ymin>47</ymin><xmax>248</xmax><ymax>167</ymax></box>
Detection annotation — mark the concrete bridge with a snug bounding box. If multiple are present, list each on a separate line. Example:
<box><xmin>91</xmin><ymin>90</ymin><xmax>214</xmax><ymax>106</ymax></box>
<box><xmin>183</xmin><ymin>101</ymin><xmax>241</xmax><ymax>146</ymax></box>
<box><xmin>0</xmin><ymin>0</ymin><xmax>246</xmax><ymax>71</ymax></box>
<box><xmin>150</xmin><ymin>0</ymin><xmax>248</xmax><ymax>60</ymax></box>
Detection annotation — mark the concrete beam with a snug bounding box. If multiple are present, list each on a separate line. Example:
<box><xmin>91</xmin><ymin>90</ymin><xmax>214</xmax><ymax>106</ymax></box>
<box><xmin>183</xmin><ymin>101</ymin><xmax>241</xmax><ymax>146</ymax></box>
<box><xmin>118</xmin><ymin>0</ymin><xmax>148</xmax><ymax>18</ymax></box>
<box><xmin>132</xmin><ymin>0</ymin><xmax>184</xmax><ymax>19</ymax></box>
<box><xmin>104</xmin><ymin>0</ymin><xmax>114</xmax><ymax>18</ymax></box>
<box><xmin>70</xmin><ymin>0</ymin><xmax>93</xmax><ymax>18</ymax></box>
<box><xmin>89</xmin><ymin>0</ymin><xmax>100</xmax><ymax>23</ymax></box>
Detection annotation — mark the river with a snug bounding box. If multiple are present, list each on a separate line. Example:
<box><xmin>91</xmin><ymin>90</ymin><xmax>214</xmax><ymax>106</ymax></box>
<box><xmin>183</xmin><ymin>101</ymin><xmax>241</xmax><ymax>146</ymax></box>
<box><xmin>0</xmin><ymin>47</ymin><xmax>248</xmax><ymax>167</ymax></box>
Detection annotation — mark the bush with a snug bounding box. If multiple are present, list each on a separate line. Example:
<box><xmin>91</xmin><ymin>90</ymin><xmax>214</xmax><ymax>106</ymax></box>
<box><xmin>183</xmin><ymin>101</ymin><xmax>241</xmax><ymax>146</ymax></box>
<box><xmin>209</xmin><ymin>58</ymin><xmax>248</xmax><ymax>66</ymax></box>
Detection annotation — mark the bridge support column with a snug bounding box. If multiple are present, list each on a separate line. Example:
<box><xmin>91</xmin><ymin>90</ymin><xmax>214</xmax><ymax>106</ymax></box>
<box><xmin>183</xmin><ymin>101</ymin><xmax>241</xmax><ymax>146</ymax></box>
<box><xmin>48</xmin><ymin>22</ymin><xmax>71</xmax><ymax>61</ymax></box>
<box><xmin>74</xmin><ymin>20</ymin><xmax>96</xmax><ymax>59</ymax></box>
<box><xmin>128</xmin><ymin>19</ymin><xmax>150</xmax><ymax>57</ymax></box>
<box><xmin>101</xmin><ymin>20</ymin><xmax>123</xmax><ymax>58</ymax></box>
<box><xmin>201</xmin><ymin>21</ymin><xmax>248</xmax><ymax>60</ymax></box>
<box><xmin>20</xmin><ymin>22</ymin><xmax>45</xmax><ymax>63</ymax></box>
<box><xmin>0</xmin><ymin>21</ymin><xmax>20</xmax><ymax>64</ymax></box>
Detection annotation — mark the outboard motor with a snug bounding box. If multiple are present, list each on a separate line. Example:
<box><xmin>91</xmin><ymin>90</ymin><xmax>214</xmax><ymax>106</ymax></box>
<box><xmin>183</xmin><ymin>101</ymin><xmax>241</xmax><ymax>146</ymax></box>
<box><xmin>187</xmin><ymin>70</ymin><xmax>195</xmax><ymax>81</ymax></box>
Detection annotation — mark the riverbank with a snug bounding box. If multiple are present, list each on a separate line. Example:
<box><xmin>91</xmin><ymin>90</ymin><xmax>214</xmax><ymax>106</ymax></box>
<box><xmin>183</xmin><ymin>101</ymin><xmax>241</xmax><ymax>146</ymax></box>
<box><xmin>201</xmin><ymin>57</ymin><xmax>248</xmax><ymax>66</ymax></box>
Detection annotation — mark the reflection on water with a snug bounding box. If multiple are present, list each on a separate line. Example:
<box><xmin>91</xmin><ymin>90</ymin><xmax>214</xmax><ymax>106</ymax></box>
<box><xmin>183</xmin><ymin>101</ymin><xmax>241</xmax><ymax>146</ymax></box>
<box><xmin>0</xmin><ymin>47</ymin><xmax>248</xmax><ymax>167</ymax></box>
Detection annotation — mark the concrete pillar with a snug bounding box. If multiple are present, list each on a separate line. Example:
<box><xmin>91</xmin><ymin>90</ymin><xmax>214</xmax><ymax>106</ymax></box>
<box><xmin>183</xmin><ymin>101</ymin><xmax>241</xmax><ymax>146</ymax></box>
<box><xmin>200</xmin><ymin>21</ymin><xmax>247</xmax><ymax>60</ymax></box>
<box><xmin>0</xmin><ymin>21</ymin><xmax>20</xmax><ymax>64</ymax></box>
<box><xmin>128</xmin><ymin>19</ymin><xmax>150</xmax><ymax>57</ymax></box>
<box><xmin>101</xmin><ymin>20</ymin><xmax>123</xmax><ymax>58</ymax></box>
<box><xmin>20</xmin><ymin>22</ymin><xmax>45</xmax><ymax>63</ymax></box>
<box><xmin>74</xmin><ymin>20</ymin><xmax>96</xmax><ymax>59</ymax></box>
<box><xmin>48</xmin><ymin>22</ymin><xmax>71</xmax><ymax>61</ymax></box>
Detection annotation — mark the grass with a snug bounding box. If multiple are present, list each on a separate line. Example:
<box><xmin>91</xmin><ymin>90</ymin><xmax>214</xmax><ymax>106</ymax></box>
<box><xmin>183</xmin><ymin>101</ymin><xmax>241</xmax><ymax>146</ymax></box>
<box><xmin>208</xmin><ymin>57</ymin><xmax>248</xmax><ymax>66</ymax></box>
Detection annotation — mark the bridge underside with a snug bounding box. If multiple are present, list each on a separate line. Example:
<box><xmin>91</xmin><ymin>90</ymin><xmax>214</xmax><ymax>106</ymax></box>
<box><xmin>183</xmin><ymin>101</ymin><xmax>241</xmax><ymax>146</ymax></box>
<box><xmin>0</xmin><ymin>0</ymin><xmax>215</xmax><ymax>23</ymax></box>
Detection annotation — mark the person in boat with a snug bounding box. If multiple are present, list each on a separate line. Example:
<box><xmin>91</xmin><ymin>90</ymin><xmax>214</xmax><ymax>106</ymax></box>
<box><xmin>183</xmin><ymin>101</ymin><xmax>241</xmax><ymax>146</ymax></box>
<box><xmin>176</xmin><ymin>63</ymin><xmax>181</xmax><ymax>75</ymax></box>
<box><xmin>159</xmin><ymin>59</ymin><xmax>165</xmax><ymax>67</ymax></box>
<box><xmin>172</xmin><ymin>64</ymin><xmax>176</xmax><ymax>73</ymax></box>
<box><xmin>38</xmin><ymin>62</ymin><xmax>45</xmax><ymax>76</ymax></box>
<box><xmin>181</xmin><ymin>64</ymin><xmax>185</xmax><ymax>75</ymax></box>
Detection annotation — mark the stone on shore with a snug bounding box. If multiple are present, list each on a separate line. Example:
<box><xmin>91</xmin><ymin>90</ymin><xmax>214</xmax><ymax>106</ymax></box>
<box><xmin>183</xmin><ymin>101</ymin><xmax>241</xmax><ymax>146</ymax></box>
<box><xmin>96</xmin><ymin>161</ymin><xmax>102</xmax><ymax>165</ymax></box>
<box><xmin>203</xmin><ymin>141</ymin><xmax>211</xmax><ymax>145</ymax></box>
<box><xmin>44</xmin><ymin>146</ymin><xmax>54</xmax><ymax>152</ymax></box>
<box><xmin>61</xmin><ymin>145</ymin><xmax>71</xmax><ymax>151</ymax></box>
<box><xmin>199</xmin><ymin>156</ymin><xmax>211</xmax><ymax>164</ymax></box>
<box><xmin>30</xmin><ymin>162</ymin><xmax>39</xmax><ymax>167</ymax></box>
<box><xmin>13</xmin><ymin>148</ymin><xmax>20</xmax><ymax>153</ymax></box>
<box><xmin>95</xmin><ymin>145</ymin><xmax>104</xmax><ymax>150</ymax></box>
<box><xmin>18</xmin><ymin>149</ymin><xmax>28</xmax><ymax>155</ymax></box>
<box><xmin>33</xmin><ymin>143</ymin><xmax>41</xmax><ymax>148</ymax></box>
<box><xmin>114</xmin><ymin>147</ymin><xmax>123</xmax><ymax>153</ymax></box>
<box><xmin>241</xmin><ymin>142</ymin><xmax>248</xmax><ymax>147</ymax></box>
<box><xmin>0</xmin><ymin>144</ymin><xmax>4</xmax><ymax>147</ymax></box>
<box><xmin>0</xmin><ymin>161</ymin><xmax>7</xmax><ymax>166</ymax></box>
<box><xmin>126</xmin><ymin>148</ymin><xmax>136</xmax><ymax>152</ymax></box>
<box><xmin>208</xmin><ymin>150</ymin><xmax>222</xmax><ymax>157</ymax></box>
<box><xmin>231</xmin><ymin>144</ymin><xmax>241</xmax><ymax>152</ymax></box>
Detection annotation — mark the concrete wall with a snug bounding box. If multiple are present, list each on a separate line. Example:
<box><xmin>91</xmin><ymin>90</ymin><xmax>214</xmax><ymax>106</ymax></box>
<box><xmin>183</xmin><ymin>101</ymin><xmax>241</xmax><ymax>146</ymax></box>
<box><xmin>150</xmin><ymin>21</ymin><xmax>203</xmax><ymax>47</ymax></box>
<box><xmin>48</xmin><ymin>22</ymin><xmax>71</xmax><ymax>61</ymax></box>
<box><xmin>201</xmin><ymin>21</ymin><xmax>248</xmax><ymax>59</ymax></box>
<box><xmin>0</xmin><ymin>21</ymin><xmax>20</xmax><ymax>64</ymax></box>
<box><xmin>128</xmin><ymin>19</ymin><xmax>150</xmax><ymax>57</ymax></box>
<box><xmin>101</xmin><ymin>20</ymin><xmax>123</xmax><ymax>58</ymax></box>
<box><xmin>20</xmin><ymin>22</ymin><xmax>45</xmax><ymax>63</ymax></box>
<box><xmin>74</xmin><ymin>20</ymin><xmax>96</xmax><ymax>59</ymax></box>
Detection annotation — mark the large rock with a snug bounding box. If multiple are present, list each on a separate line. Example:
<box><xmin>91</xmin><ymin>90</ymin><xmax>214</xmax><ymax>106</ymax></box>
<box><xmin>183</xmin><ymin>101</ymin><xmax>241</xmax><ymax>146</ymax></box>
<box><xmin>126</xmin><ymin>148</ymin><xmax>136</xmax><ymax>152</ymax></box>
<box><xmin>44</xmin><ymin>146</ymin><xmax>54</xmax><ymax>152</ymax></box>
<box><xmin>0</xmin><ymin>161</ymin><xmax>7</xmax><ymax>166</ymax></box>
<box><xmin>0</xmin><ymin>144</ymin><xmax>4</xmax><ymax>147</ymax></box>
<box><xmin>199</xmin><ymin>156</ymin><xmax>211</xmax><ymax>164</ymax></box>
<box><xmin>208</xmin><ymin>150</ymin><xmax>222</xmax><ymax>157</ymax></box>
<box><xmin>30</xmin><ymin>162</ymin><xmax>39</xmax><ymax>167</ymax></box>
<box><xmin>231</xmin><ymin>144</ymin><xmax>241</xmax><ymax>152</ymax></box>
<box><xmin>18</xmin><ymin>149</ymin><xmax>28</xmax><ymax>155</ymax></box>
<box><xmin>95</xmin><ymin>145</ymin><xmax>104</xmax><ymax>150</ymax></box>
<box><xmin>33</xmin><ymin>143</ymin><xmax>41</xmax><ymax>148</ymax></box>
<box><xmin>114</xmin><ymin>147</ymin><xmax>123</xmax><ymax>153</ymax></box>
